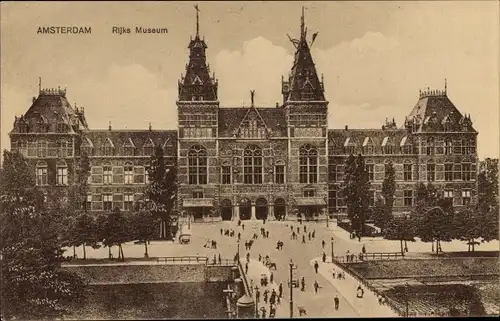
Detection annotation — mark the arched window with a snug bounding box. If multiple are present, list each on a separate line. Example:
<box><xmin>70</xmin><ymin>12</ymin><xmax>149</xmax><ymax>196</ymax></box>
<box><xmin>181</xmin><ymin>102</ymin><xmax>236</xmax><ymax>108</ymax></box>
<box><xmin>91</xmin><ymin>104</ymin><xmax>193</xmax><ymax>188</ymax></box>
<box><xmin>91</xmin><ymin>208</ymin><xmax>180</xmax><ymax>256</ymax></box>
<box><xmin>243</xmin><ymin>145</ymin><xmax>263</xmax><ymax>184</ymax></box>
<box><xmin>124</xmin><ymin>162</ymin><xmax>133</xmax><ymax>184</ymax></box>
<box><xmin>188</xmin><ymin>145</ymin><xmax>207</xmax><ymax>185</ymax></box>
<box><xmin>36</xmin><ymin>161</ymin><xmax>48</xmax><ymax>186</ymax></box>
<box><xmin>274</xmin><ymin>160</ymin><xmax>285</xmax><ymax>184</ymax></box>
<box><xmin>299</xmin><ymin>144</ymin><xmax>318</xmax><ymax>184</ymax></box>
<box><xmin>221</xmin><ymin>161</ymin><xmax>232</xmax><ymax>185</ymax></box>
<box><xmin>56</xmin><ymin>160</ymin><xmax>68</xmax><ymax>185</ymax></box>
<box><xmin>444</xmin><ymin>138</ymin><xmax>453</xmax><ymax>155</ymax></box>
<box><xmin>103</xmin><ymin>162</ymin><xmax>112</xmax><ymax>184</ymax></box>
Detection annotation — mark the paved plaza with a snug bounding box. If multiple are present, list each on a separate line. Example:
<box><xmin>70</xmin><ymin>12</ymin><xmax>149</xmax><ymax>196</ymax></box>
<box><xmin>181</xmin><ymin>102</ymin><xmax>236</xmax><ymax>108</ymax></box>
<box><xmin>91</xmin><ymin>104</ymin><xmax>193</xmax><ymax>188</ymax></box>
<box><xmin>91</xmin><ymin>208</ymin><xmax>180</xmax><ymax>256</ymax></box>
<box><xmin>65</xmin><ymin>219</ymin><xmax>499</xmax><ymax>318</ymax></box>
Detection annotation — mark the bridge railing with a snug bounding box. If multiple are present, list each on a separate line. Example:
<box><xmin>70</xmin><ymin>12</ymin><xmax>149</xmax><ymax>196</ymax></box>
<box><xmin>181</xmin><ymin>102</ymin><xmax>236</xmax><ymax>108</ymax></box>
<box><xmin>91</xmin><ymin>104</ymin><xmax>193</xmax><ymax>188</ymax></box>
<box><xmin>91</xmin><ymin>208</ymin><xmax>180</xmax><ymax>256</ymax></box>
<box><xmin>334</xmin><ymin>252</ymin><xmax>404</xmax><ymax>263</ymax></box>
<box><xmin>155</xmin><ymin>256</ymin><xmax>208</xmax><ymax>264</ymax></box>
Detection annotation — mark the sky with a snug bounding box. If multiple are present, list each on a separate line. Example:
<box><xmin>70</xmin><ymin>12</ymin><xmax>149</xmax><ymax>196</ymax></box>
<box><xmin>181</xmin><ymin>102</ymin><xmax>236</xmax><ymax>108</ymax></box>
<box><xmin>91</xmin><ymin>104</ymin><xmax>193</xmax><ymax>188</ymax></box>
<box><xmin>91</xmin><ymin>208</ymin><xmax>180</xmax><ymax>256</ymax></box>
<box><xmin>1</xmin><ymin>1</ymin><xmax>499</xmax><ymax>160</ymax></box>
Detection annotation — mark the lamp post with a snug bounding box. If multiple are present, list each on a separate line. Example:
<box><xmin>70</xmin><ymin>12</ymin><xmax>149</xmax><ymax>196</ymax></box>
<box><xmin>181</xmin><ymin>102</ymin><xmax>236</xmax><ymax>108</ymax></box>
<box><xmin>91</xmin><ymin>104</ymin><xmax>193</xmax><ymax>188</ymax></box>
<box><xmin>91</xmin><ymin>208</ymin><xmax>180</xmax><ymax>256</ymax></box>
<box><xmin>254</xmin><ymin>285</ymin><xmax>259</xmax><ymax>318</ymax></box>
<box><xmin>237</xmin><ymin>239</ymin><xmax>240</xmax><ymax>260</ymax></box>
<box><xmin>405</xmin><ymin>282</ymin><xmax>409</xmax><ymax>317</ymax></box>
<box><xmin>289</xmin><ymin>261</ymin><xmax>297</xmax><ymax>318</ymax></box>
<box><xmin>325</xmin><ymin>208</ymin><xmax>329</xmax><ymax>227</ymax></box>
<box><xmin>331</xmin><ymin>237</ymin><xmax>334</xmax><ymax>263</ymax></box>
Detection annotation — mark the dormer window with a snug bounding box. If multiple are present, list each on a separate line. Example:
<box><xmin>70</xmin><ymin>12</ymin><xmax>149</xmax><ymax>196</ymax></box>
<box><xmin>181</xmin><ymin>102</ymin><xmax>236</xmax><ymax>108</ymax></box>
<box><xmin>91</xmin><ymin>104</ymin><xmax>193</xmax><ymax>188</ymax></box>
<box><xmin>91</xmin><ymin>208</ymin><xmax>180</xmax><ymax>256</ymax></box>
<box><xmin>362</xmin><ymin>137</ymin><xmax>374</xmax><ymax>155</ymax></box>
<box><xmin>122</xmin><ymin>138</ymin><xmax>135</xmax><ymax>156</ymax></box>
<box><xmin>143</xmin><ymin>138</ymin><xmax>155</xmax><ymax>156</ymax></box>
<box><xmin>344</xmin><ymin>137</ymin><xmax>356</xmax><ymax>155</ymax></box>
<box><xmin>102</xmin><ymin>138</ymin><xmax>114</xmax><ymax>156</ymax></box>
<box><xmin>81</xmin><ymin>137</ymin><xmax>94</xmax><ymax>156</ymax></box>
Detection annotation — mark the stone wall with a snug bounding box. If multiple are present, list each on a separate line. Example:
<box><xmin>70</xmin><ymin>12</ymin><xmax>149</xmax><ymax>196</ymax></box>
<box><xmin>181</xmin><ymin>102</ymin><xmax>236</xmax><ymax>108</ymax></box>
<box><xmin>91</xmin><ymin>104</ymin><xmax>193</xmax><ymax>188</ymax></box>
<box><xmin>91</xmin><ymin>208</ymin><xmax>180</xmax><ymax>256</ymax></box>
<box><xmin>63</xmin><ymin>263</ymin><xmax>234</xmax><ymax>285</ymax></box>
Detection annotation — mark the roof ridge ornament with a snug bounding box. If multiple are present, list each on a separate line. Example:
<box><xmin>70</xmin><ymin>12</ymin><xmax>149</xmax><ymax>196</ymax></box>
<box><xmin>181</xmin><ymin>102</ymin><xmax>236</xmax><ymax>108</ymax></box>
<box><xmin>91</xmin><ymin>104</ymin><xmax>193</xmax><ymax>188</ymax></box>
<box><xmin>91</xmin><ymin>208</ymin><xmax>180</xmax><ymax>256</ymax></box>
<box><xmin>194</xmin><ymin>4</ymin><xmax>200</xmax><ymax>38</ymax></box>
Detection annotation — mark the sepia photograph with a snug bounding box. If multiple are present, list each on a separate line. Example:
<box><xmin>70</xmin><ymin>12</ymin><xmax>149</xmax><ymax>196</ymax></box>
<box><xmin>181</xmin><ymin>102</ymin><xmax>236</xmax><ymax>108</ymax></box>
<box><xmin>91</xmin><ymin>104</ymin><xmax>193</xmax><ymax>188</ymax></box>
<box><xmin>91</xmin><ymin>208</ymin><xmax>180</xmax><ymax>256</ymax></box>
<box><xmin>1</xmin><ymin>1</ymin><xmax>499</xmax><ymax>319</ymax></box>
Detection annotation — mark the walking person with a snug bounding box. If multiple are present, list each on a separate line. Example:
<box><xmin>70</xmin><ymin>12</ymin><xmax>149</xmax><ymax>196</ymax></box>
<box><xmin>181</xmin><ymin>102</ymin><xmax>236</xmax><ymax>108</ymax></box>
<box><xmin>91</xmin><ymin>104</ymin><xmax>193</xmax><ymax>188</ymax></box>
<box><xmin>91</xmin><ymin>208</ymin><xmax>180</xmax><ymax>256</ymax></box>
<box><xmin>246</xmin><ymin>252</ymin><xmax>250</xmax><ymax>263</ymax></box>
<box><xmin>256</xmin><ymin>288</ymin><xmax>261</xmax><ymax>302</ymax></box>
<box><xmin>218</xmin><ymin>253</ymin><xmax>222</xmax><ymax>265</ymax></box>
<box><xmin>301</xmin><ymin>277</ymin><xmax>305</xmax><ymax>291</ymax></box>
<box><xmin>302</xmin><ymin>235</ymin><xmax>306</xmax><ymax>243</ymax></box>
<box><xmin>313</xmin><ymin>280</ymin><xmax>320</xmax><ymax>294</ymax></box>
<box><xmin>322</xmin><ymin>240</ymin><xmax>325</xmax><ymax>249</ymax></box>
<box><xmin>334</xmin><ymin>295</ymin><xmax>339</xmax><ymax>310</ymax></box>
<box><xmin>245</xmin><ymin>262</ymin><xmax>249</xmax><ymax>274</ymax></box>
<box><xmin>308</xmin><ymin>232</ymin><xmax>311</xmax><ymax>241</ymax></box>
<box><xmin>220</xmin><ymin>228</ymin><xmax>223</xmax><ymax>236</ymax></box>
<box><xmin>314</xmin><ymin>260</ymin><xmax>319</xmax><ymax>274</ymax></box>
<box><xmin>322</xmin><ymin>252</ymin><xmax>327</xmax><ymax>263</ymax></box>
<box><xmin>238</xmin><ymin>232</ymin><xmax>241</xmax><ymax>241</ymax></box>
<box><xmin>266</xmin><ymin>231</ymin><xmax>269</xmax><ymax>238</ymax></box>
<box><xmin>270</xmin><ymin>272</ymin><xmax>274</xmax><ymax>284</ymax></box>
<box><xmin>312</xmin><ymin>230</ymin><xmax>315</xmax><ymax>238</ymax></box>
<box><xmin>362</xmin><ymin>244</ymin><xmax>366</xmax><ymax>254</ymax></box>
<box><xmin>278</xmin><ymin>283</ymin><xmax>283</xmax><ymax>298</ymax></box>
<box><xmin>264</xmin><ymin>290</ymin><xmax>269</xmax><ymax>305</ymax></box>
<box><xmin>304</xmin><ymin>225</ymin><xmax>307</xmax><ymax>233</ymax></box>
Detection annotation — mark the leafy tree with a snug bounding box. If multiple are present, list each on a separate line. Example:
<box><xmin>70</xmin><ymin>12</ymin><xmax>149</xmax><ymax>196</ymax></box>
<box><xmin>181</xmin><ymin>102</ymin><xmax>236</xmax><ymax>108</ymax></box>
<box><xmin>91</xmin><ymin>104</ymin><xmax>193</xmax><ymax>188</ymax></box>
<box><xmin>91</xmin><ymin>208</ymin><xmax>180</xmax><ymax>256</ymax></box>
<box><xmin>381</xmin><ymin>161</ymin><xmax>396</xmax><ymax>214</ymax></box>
<box><xmin>452</xmin><ymin>206</ymin><xmax>482</xmax><ymax>252</ymax></box>
<box><xmin>383</xmin><ymin>216</ymin><xmax>417</xmax><ymax>255</ymax></box>
<box><xmin>71</xmin><ymin>211</ymin><xmax>100</xmax><ymax>259</ymax></box>
<box><xmin>144</xmin><ymin>145</ymin><xmax>178</xmax><ymax>239</ymax></box>
<box><xmin>341</xmin><ymin>154</ymin><xmax>357</xmax><ymax>221</ymax></box>
<box><xmin>371</xmin><ymin>198</ymin><xmax>393</xmax><ymax>231</ymax></box>
<box><xmin>416</xmin><ymin>204</ymin><xmax>454</xmax><ymax>254</ymax></box>
<box><xmin>0</xmin><ymin>150</ymin><xmax>86</xmax><ymax>319</ymax></box>
<box><xmin>103</xmin><ymin>207</ymin><xmax>130</xmax><ymax>260</ymax></box>
<box><xmin>477</xmin><ymin>158</ymin><xmax>499</xmax><ymax>242</ymax></box>
<box><xmin>130</xmin><ymin>210</ymin><xmax>158</xmax><ymax>258</ymax></box>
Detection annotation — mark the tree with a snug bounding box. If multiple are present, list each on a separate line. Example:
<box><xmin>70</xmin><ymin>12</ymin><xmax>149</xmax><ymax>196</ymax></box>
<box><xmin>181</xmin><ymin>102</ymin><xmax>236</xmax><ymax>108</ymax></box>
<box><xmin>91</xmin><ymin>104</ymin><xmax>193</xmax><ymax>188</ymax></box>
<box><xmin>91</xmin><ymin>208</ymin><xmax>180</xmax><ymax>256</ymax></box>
<box><xmin>130</xmin><ymin>210</ymin><xmax>158</xmax><ymax>258</ymax></box>
<box><xmin>102</xmin><ymin>207</ymin><xmax>130</xmax><ymax>260</ymax></box>
<box><xmin>371</xmin><ymin>198</ymin><xmax>393</xmax><ymax>231</ymax></box>
<box><xmin>416</xmin><ymin>205</ymin><xmax>454</xmax><ymax>254</ymax></box>
<box><xmin>477</xmin><ymin>158</ymin><xmax>499</xmax><ymax>242</ymax></box>
<box><xmin>0</xmin><ymin>150</ymin><xmax>86</xmax><ymax>320</ymax></box>
<box><xmin>384</xmin><ymin>216</ymin><xmax>417</xmax><ymax>255</ymax></box>
<box><xmin>452</xmin><ymin>206</ymin><xmax>482</xmax><ymax>252</ymax></box>
<box><xmin>71</xmin><ymin>211</ymin><xmax>100</xmax><ymax>259</ymax></box>
<box><xmin>144</xmin><ymin>145</ymin><xmax>178</xmax><ymax>240</ymax></box>
<box><xmin>342</xmin><ymin>154</ymin><xmax>357</xmax><ymax>221</ymax></box>
<box><xmin>381</xmin><ymin>161</ymin><xmax>396</xmax><ymax>215</ymax></box>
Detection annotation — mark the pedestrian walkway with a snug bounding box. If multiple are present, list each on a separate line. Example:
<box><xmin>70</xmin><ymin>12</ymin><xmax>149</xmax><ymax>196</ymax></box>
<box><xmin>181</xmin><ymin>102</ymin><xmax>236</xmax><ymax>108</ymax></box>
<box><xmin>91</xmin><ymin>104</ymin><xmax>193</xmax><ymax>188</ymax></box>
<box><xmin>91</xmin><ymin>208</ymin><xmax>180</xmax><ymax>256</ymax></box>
<box><xmin>240</xmin><ymin>258</ymin><xmax>289</xmax><ymax>318</ymax></box>
<box><xmin>313</xmin><ymin>257</ymin><xmax>399</xmax><ymax>317</ymax></box>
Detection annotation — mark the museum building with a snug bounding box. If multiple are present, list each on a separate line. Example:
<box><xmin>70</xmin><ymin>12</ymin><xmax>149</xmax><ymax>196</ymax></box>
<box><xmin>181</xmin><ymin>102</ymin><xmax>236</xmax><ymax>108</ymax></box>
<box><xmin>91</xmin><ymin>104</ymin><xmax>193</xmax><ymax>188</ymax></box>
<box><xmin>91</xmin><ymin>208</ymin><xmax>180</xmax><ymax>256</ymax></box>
<box><xmin>8</xmin><ymin>10</ymin><xmax>478</xmax><ymax>221</ymax></box>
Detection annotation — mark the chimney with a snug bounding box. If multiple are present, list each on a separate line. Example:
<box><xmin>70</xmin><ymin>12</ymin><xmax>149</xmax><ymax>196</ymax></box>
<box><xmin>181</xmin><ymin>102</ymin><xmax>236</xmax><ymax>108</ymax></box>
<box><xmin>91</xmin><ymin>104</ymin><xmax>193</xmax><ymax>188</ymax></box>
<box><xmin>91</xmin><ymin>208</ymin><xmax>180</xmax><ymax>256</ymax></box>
<box><xmin>108</xmin><ymin>121</ymin><xmax>112</xmax><ymax>131</ymax></box>
<box><xmin>149</xmin><ymin>122</ymin><xmax>152</xmax><ymax>131</ymax></box>
<box><xmin>275</xmin><ymin>102</ymin><xmax>279</xmax><ymax>108</ymax></box>
<box><xmin>345</xmin><ymin>125</ymin><xmax>348</xmax><ymax>131</ymax></box>
<box><xmin>32</xmin><ymin>97</ymin><xmax>36</xmax><ymax>103</ymax></box>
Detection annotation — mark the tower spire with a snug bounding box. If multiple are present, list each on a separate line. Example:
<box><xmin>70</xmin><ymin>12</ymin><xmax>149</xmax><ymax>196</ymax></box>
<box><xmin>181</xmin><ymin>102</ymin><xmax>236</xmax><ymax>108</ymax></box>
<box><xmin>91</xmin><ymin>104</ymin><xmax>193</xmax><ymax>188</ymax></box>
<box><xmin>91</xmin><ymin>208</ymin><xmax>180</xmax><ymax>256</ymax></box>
<box><xmin>194</xmin><ymin>4</ymin><xmax>200</xmax><ymax>38</ymax></box>
<box><xmin>250</xmin><ymin>90</ymin><xmax>255</xmax><ymax>107</ymax></box>
<box><xmin>38</xmin><ymin>77</ymin><xmax>42</xmax><ymax>93</ymax></box>
<box><xmin>301</xmin><ymin>6</ymin><xmax>305</xmax><ymax>40</ymax></box>
<box><xmin>444</xmin><ymin>78</ymin><xmax>447</xmax><ymax>95</ymax></box>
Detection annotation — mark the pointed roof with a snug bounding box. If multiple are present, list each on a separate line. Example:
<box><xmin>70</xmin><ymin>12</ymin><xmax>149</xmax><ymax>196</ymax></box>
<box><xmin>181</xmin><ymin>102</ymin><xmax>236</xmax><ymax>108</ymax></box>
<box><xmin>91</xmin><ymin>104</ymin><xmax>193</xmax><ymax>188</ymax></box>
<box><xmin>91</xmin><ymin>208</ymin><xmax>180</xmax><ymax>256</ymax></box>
<box><xmin>178</xmin><ymin>5</ymin><xmax>218</xmax><ymax>102</ymax></box>
<box><xmin>406</xmin><ymin>87</ymin><xmax>475</xmax><ymax>133</ymax></box>
<box><xmin>234</xmin><ymin>106</ymin><xmax>269</xmax><ymax>137</ymax></box>
<box><xmin>284</xmin><ymin>8</ymin><xmax>325</xmax><ymax>102</ymax></box>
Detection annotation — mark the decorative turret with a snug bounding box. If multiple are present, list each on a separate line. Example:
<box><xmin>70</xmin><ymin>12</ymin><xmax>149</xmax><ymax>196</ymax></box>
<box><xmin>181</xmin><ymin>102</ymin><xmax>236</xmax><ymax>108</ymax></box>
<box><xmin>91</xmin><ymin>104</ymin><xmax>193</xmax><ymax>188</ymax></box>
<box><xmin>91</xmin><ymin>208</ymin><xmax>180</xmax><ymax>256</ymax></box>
<box><xmin>178</xmin><ymin>4</ymin><xmax>218</xmax><ymax>102</ymax></box>
<box><xmin>281</xmin><ymin>7</ymin><xmax>325</xmax><ymax>103</ymax></box>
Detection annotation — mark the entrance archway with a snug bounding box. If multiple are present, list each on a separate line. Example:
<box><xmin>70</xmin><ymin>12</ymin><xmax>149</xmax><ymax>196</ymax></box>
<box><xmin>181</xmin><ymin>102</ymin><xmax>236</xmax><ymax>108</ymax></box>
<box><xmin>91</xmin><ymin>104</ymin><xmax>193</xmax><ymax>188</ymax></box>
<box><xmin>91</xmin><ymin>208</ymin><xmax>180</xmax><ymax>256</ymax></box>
<box><xmin>274</xmin><ymin>198</ymin><xmax>286</xmax><ymax>220</ymax></box>
<box><xmin>255</xmin><ymin>198</ymin><xmax>268</xmax><ymax>220</ymax></box>
<box><xmin>221</xmin><ymin>199</ymin><xmax>232</xmax><ymax>221</ymax></box>
<box><xmin>239</xmin><ymin>198</ymin><xmax>251</xmax><ymax>220</ymax></box>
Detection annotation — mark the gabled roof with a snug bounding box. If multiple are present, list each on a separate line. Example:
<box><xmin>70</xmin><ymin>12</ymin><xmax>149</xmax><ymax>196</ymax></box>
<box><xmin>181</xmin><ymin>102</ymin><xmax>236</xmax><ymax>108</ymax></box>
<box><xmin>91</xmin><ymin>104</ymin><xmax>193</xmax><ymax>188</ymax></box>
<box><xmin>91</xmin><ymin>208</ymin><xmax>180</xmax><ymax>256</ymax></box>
<box><xmin>123</xmin><ymin>137</ymin><xmax>135</xmax><ymax>148</ymax></box>
<box><xmin>218</xmin><ymin>107</ymin><xmax>287</xmax><ymax>137</ymax></box>
<box><xmin>234</xmin><ymin>107</ymin><xmax>269</xmax><ymax>136</ymax></box>
<box><xmin>82</xmin><ymin>130</ymin><xmax>177</xmax><ymax>153</ymax></box>
<box><xmin>329</xmin><ymin>128</ymin><xmax>409</xmax><ymax>155</ymax></box>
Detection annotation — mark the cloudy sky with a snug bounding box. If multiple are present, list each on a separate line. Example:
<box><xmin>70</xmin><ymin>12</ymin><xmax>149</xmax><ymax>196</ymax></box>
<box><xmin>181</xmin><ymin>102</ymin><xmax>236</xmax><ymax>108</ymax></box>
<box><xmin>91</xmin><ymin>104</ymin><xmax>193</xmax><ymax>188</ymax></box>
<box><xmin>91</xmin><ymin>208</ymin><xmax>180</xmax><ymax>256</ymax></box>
<box><xmin>1</xmin><ymin>1</ymin><xmax>499</xmax><ymax>159</ymax></box>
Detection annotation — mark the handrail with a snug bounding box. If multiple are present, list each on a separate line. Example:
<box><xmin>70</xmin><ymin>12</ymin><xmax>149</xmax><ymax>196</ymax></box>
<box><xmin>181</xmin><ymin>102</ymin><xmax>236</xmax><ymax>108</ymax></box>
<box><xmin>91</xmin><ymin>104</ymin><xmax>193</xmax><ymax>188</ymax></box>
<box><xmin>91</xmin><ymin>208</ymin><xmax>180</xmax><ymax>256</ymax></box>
<box><xmin>332</xmin><ymin>256</ymin><xmax>405</xmax><ymax>316</ymax></box>
<box><xmin>155</xmin><ymin>256</ymin><xmax>208</xmax><ymax>264</ymax></box>
<box><xmin>237</xmin><ymin>257</ymin><xmax>254</xmax><ymax>297</ymax></box>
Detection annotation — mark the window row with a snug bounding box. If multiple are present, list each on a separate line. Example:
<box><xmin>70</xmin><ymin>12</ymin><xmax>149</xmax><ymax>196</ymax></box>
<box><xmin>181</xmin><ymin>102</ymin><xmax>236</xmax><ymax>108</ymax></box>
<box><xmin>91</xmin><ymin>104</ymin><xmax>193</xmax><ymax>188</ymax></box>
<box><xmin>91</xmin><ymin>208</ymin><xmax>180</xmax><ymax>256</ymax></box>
<box><xmin>91</xmin><ymin>164</ymin><xmax>149</xmax><ymax>185</ymax></box>
<box><xmin>189</xmin><ymin>144</ymin><xmax>319</xmax><ymax>185</ymax></box>
<box><xmin>423</xmin><ymin>137</ymin><xmax>476</xmax><ymax>156</ymax></box>
<box><xmin>343</xmin><ymin>145</ymin><xmax>415</xmax><ymax>155</ymax></box>
<box><xmin>85</xmin><ymin>193</ymin><xmax>142</xmax><ymax>211</ymax></box>
<box><xmin>35</xmin><ymin>161</ymin><xmax>68</xmax><ymax>186</ymax></box>
<box><xmin>14</xmin><ymin>140</ymin><xmax>74</xmax><ymax>158</ymax></box>
<box><xmin>81</xmin><ymin>146</ymin><xmax>174</xmax><ymax>157</ymax></box>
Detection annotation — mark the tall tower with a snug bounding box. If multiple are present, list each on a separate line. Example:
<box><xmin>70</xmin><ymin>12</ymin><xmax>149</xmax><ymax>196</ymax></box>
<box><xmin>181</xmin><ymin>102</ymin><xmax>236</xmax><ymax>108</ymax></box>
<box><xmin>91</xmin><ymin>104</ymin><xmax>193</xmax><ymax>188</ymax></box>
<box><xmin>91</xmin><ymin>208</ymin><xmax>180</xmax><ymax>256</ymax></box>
<box><xmin>282</xmin><ymin>7</ymin><xmax>329</xmax><ymax>216</ymax></box>
<box><xmin>177</xmin><ymin>5</ymin><xmax>219</xmax><ymax>218</ymax></box>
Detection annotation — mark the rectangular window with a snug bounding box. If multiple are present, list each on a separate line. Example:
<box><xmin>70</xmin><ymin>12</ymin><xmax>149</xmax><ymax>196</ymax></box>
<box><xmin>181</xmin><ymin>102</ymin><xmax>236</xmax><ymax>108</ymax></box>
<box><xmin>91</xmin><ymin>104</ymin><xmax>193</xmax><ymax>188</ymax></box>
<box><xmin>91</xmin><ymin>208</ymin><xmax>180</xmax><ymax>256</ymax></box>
<box><xmin>92</xmin><ymin>194</ymin><xmax>103</xmax><ymax>211</ymax></box>
<box><xmin>102</xmin><ymin>147</ymin><xmax>114</xmax><ymax>156</ymax></box>
<box><xmin>336</xmin><ymin>165</ymin><xmax>344</xmax><ymax>181</ymax></box>
<box><xmin>275</xmin><ymin>165</ymin><xmax>285</xmax><ymax>184</ymax></box>
<box><xmin>124</xmin><ymin>194</ymin><xmax>134</xmax><ymax>211</ymax></box>
<box><xmin>113</xmin><ymin>194</ymin><xmax>123</xmax><ymax>210</ymax></box>
<box><xmin>328</xmin><ymin>164</ymin><xmax>336</xmax><ymax>182</ymax></box>
<box><xmin>444</xmin><ymin>190</ymin><xmax>453</xmax><ymax>199</ymax></box>
<box><xmin>462</xmin><ymin>163</ymin><xmax>471</xmax><ymax>181</ymax></box>
<box><xmin>299</xmin><ymin>156</ymin><xmax>308</xmax><ymax>183</ymax></box>
<box><xmin>453</xmin><ymin>164</ymin><xmax>462</xmax><ymax>180</ymax></box>
<box><xmin>401</xmin><ymin>145</ymin><xmax>412</xmax><ymax>155</ymax></box>
<box><xmin>91</xmin><ymin>166</ymin><xmax>103</xmax><ymax>184</ymax></box>
<box><xmin>328</xmin><ymin>190</ymin><xmax>337</xmax><ymax>210</ymax></box>
<box><xmin>36</xmin><ymin>168</ymin><xmax>48</xmax><ymax>186</ymax></box>
<box><xmin>404</xmin><ymin>190</ymin><xmax>413</xmax><ymax>206</ymax></box>
<box><xmin>444</xmin><ymin>164</ymin><xmax>453</xmax><ymax>181</ymax></box>
<box><xmin>103</xmin><ymin>194</ymin><xmax>113</xmax><ymax>211</ymax></box>
<box><xmin>56</xmin><ymin>167</ymin><xmax>68</xmax><ymax>185</ymax></box>
<box><xmin>427</xmin><ymin>164</ymin><xmax>435</xmax><ymax>182</ymax></box>
<box><xmin>145</xmin><ymin>166</ymin><xmax>151</xmax><ymax>184</ymax></box>
<box><xmin>103</xmin><ymin>166</ymin><xmax>112</xmax><ymax>184</ymax></box>
<box><xmin>143</xmin><ymin>146</ymin><xmax>154</xmax><ymax>156</ymax></box>
<box><xmin>85</xmin><ymin>193</ymin><xmax>92</xmax><ymax>211</ymax></box>
<box><xmin>113</xmin><ymin>166</ymin><xmax>124</xmax><ymax>184</ymax></box>
<box><xmin>193</xmin><ymin>191</ymin><xmax>204</xmax><ymax>198</ymax></box>
<box><xmin>303</xmin><ymin>190</ymin><xmax>315</xmax><ymax>197</ymax></box>
<box><xmin>124</xmin><ymin>166</ymin><xmax>134</xmax><ymax>184</ymax></box>
<box><xmin>462</xmin><ymin>190</ymin><xmax>471</xmax><ymax>205</ymax></box>
<box><xmin>366</xmin><ymin>164</ymin><xmax>374</xmax><ymax>181</ymax></box>
<box><xmin>221</xmin><ymin>166</ymin><xmax>231</xmax><ymax>185</ymax></box>
<box><xmin>309</xmin><ymin>157</ymin><xmax>318</xmax><ymax>184</ymax></box>
<box><xmin>123</xmin><ymin>146</ymin><xmax>135</xmax><ymax>156</ymax></box>
<box><xmin>404</xmin><ymin>164</ymin><xmax>412</xmax><ymax>181</ymax></box>
<box><xmin>133</xmin><ymin>166</ymin><xmax>145</xmax><ymax>184</ymax></box>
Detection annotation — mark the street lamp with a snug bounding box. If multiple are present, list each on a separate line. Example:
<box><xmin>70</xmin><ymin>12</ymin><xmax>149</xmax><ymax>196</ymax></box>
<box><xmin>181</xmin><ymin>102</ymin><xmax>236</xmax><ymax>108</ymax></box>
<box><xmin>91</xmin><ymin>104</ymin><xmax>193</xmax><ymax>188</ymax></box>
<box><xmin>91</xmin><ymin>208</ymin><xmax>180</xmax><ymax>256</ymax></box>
<box><xmin>331</xmin><ymin>237</ymin><xmax>334</xmax><ymax>263</ymax></box>
<box><xmin>254</xmin><ymin>285</ymin><xmax>259</xmax><ymax>318</ymax></box>
<box><xmin>237</xmin><ymin>239</ymin><xmax>240</xmax><ymax>260</ymax></box>
<box><xmin>289</xmin><ymin>261</ymin><xmax>297</xmax><ymax>318</ymax></box>
<box><xmin>405</xmin><ymin>282</ymin><xmax>409</xmax><ymax>317</ymax></box>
